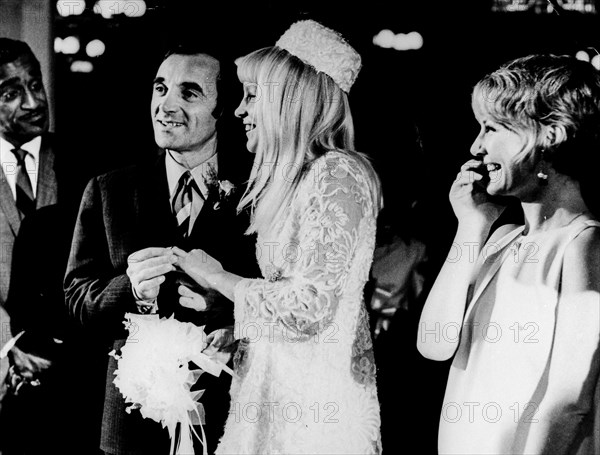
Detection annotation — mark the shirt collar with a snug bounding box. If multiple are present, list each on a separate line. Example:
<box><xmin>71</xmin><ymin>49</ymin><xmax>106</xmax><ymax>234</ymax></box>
<box><xmin>165</xmin><ymin>150</ymin><xmax>219</xmax><ymax>199</ymax></box>
<box><xmin>0</xmin><ymin>135</ymin><xmax>42</xmax><ymax>161</ymax></box>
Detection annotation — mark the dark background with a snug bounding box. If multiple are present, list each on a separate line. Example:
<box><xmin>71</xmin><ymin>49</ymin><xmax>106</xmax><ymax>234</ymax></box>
<box><xmin>54</xmin><ymin>0</ymin><xmax>600</xmax><ymax>263</ymax></box>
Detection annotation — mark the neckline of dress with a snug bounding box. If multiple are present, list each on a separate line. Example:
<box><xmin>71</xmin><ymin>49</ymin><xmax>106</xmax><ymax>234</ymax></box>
<box><xmin>521</xmin><ymin>211</ymin><xmax>591</xmax><ymax>237</ymax></box>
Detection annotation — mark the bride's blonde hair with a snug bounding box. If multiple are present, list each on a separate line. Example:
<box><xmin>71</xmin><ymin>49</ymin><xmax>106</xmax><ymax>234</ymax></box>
<box><xmin>236</xmin><ymin>47</ymin><xmax>381</xmax><ymax>236</ymax></box>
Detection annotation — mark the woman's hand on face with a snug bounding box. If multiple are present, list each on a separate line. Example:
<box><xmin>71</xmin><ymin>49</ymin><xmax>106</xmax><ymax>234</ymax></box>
<box><xmin>450</xmin><ymin>159</ymin><xmax>506</xmax><ymax>226</ymax></box>
<box><xmin>171</xmin><ymin>247</ymin><xmax>224</xmax><ymax>289</ymax></box>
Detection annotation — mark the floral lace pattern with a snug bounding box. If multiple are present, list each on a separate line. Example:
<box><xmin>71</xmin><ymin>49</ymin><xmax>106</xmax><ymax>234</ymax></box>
<box><xmin>351</xmin><ymin>301</ymin><xmax>378</xmax><ymax>387</ymax></box>
<box><xmin>217</xmin><ymin>152</ymin><xmax>381</xmax><ymax>455</ymax></box>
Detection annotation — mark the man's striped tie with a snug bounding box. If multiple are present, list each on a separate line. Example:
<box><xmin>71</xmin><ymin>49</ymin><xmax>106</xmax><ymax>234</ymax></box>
<box><xmin>11</xmin><ymin>148</ymin><xmax>35</xmax><ymax>218</ymax></box>
<box><xmin>172</xmin><ymin>171</ymin><xmax>195</xmax><ymax>238</ymax></box>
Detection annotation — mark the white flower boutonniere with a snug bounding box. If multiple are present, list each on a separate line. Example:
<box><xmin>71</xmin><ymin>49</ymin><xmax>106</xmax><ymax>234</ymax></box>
<box><xmin>212</xmin><ymin>180</ymin><xmax>237</xmax><ymax>211</ymax></box>
<box><xmin>219</xmin><ymin>180</ymin><xmax>235</xmax><ymax>197</ymax></box>
<box><xmin>204</xmin><ymin>165</ymin><xmax>237</xmax><ymax>211</ymax></box>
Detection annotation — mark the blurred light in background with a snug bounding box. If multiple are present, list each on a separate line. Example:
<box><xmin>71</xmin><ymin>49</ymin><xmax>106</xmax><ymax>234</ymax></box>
<box><xmin>560</xmin><ymin>0</ymin><xmax>597</xmax><ymax>12</ymax></box>
<box><xmin>86</xmin><ymin>39</ymin><xmax>106</xmax><ymax>57</ymax></box>
<box><xmin>492</xmin><ymin>0</ymin><xmax>597</xmax><ymax>13</ymax></box>
<box><xmin>93</xmin><ymin>0</ymin><xmax>147</xmax><ymax>19</ymax></box>
<box><xmin>60</xmin><ymin>36</ymin><xmax>81</xmax><ymax>55</ymax></box>
<box><xmin>373</xmin><ymin>30</ymin><xmax>423</xmax><ymax>50</ymax></box>
<box><xmin>494</xmin><ymin>0</ymin><xmax>532</xmax><ymax>12</ymax></box>
<box><xmin>373</xmin><ymin>29</ymin><xmax>395</xmax><ymax>48</ymax></box>
<box><xmin>56</xmin><ymin>0</ymin><xmax>86</xmax><ymax>17</ymax></box>
<box><xmin>576</xmin><ymin>50</ymin><xmax>591</xmax><ymax>61</ymax></box>
<box><xmin>395</xmin><ymin>32</ymin><xmax>423</xmax><ymax>50</ymax></box>
<box><xmin>94</xmin><ymin>1</ymin><xmax>115</xmax><ymax>19</ymax></box>
<box><xmin>575</xmin><ymin>49</ymin><xmax>600</xmax><ymax>70</ymax></box>
<box><xmin>70</xmin><ymin>60</ymin><xmax>94</xmax><ymax>73</ymax></box>
<box><xmin>124</xmin><ymin>1</ymin><xmax>146</xmax><ymax>17</ymax></box>
<box><xmin>54</xmin><ymin>37</ymin><xmax>63</xmax><ymax>53</ymax></box>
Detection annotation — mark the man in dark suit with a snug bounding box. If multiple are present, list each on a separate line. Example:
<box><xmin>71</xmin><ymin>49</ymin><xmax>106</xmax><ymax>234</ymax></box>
<box><xmin>0</xmin><ymin>38</ymin><xmax>97</xmax><ymax>454</ymax></box>
<box><xmin>64</xmin><ymin>44</ymin><xmax>257</xmax><ymax>455</ymax></box>
<box><xmin>0</xmin><ymin>38</ymin><xmax>54</xmax><ymax>309</ymax></box>
<box><xmin>0</xmin><ymin>38</ymin><xmax>62</xmax><ymax>454</ymax></box>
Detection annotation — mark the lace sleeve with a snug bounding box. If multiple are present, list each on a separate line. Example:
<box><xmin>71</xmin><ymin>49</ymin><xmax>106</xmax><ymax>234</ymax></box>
<box><xmin>233</xmin><ymin>156</ymin><xmax>375</xmax><ymax>341</ymax></box>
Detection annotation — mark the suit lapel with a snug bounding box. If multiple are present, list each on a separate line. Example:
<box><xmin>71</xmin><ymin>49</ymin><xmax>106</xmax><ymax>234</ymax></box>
<box><xmin>0</xmin><ymin>133</ymin><xmax>59</xmax><ymax>235</ymax></box>
<box><xmin>0</xmin><ymin>167</ymin><xmax>20</xmax><ymax>235</ymax></box>
<box><xmin>136</xmin><ymin>154</ymin><xmax>178</xmax><ymax>247</ymax></box>
<box><xmin>36</xmin><ymin>134</ymin><xmax>58</xmax><ymax>209</ymax></box>
<box><xmin>187</xmin><ymin>169</ymin><xmax>229</xmax><ymax>248</ymax></box>
<box><xmin>188</xmin><ymin>193</ymin><xmax>214</xmax><ymax>240</ymax></box>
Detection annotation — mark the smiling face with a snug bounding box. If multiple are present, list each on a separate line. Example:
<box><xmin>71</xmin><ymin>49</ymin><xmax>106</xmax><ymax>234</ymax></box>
<box><xmin>234</xmin><ymin>76</ymin><xmax>258</xmax><ymax>154</ymax></box>
<box><xmin>0</xmin><ymin>54</ymin><xmax>49</xmax><ymax>147</ymax></box>
<box><xmin>151</xmin><ymin>53</ymin><xmax>220</xmax><ymax>154</ymax></box>
<box><xmin>470</xmin><ymin>93</ymin><xmax>541</xmax><ymax>199</ymax></box>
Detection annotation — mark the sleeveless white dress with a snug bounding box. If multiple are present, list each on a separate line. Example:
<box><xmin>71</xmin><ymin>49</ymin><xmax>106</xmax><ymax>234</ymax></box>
<box><xmin>215</xmin><ymin>152</ymin><xmax>382</xmax><ymax>454</ymax></box>
<box><xmin>439</xmin><ymin>219</ymin><xmax>600</xmax><ymax>454</ymax></box>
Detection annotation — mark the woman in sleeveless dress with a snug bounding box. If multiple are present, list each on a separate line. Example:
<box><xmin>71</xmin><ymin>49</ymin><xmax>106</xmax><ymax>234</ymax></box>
<box><xmin>418</xmin><ymin>54</ymin><xmax>600</xmax><ymax>454</ymax></box>
<box><xmin>174</xmin><ymin>20</ymin><xmax>383</xmax><ymax>454</ymax></box>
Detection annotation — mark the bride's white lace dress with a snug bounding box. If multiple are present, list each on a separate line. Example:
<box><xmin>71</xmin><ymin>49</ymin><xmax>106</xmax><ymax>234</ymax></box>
<box><xmin>215</xmin><ymin>151</ymin><xmax>382</xmax><ymax>455</ymax></box>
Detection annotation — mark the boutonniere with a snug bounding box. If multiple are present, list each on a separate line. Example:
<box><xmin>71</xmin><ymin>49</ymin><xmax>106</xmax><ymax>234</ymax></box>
<box><xmin>211</xmin><ymin>179</ymin><xmax>237</xmax><ymax>211</ymax></box>
<box><xmin>204</xmin><ymin>166</ymin><xmax>237</xmax><ymax>211</ymax></box>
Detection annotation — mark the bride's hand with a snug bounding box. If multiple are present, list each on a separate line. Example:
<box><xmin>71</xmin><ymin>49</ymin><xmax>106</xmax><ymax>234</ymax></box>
<box><xmin>178</xmin><ymin>285</ymin><xmax>207</xmax><ymax>311</ymax></box>
<box><xmin>171</xmin><ymin>247</ymin><xmax>224</xmax><ymax>289</ymax></box>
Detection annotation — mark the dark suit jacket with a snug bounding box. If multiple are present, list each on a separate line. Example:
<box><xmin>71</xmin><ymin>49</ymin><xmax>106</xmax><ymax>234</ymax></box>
<box><xmin>0</xmin><ymin>133</ymin><xmax>97</xmax><ymax>455</ymax></box>
<box><xmin>0</xmin><ymin>133</ymin><xmax>58</xmax><ymax>305</ymax></box>
<box><xmin>4</xmin><ymin>133</ymin><xmax>91</xmax><ymax>350</ymax></box>
<box><xmin>64</xmin><ymin>152</ymin><xmax>258</xmax><ymax>455</ymax></box>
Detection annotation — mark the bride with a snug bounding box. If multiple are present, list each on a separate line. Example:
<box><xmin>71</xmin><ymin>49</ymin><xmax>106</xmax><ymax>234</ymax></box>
<box><xmin>173</xmin><ymin>19</ymin><xmax>383</xmax><ymax>455</ymax></box>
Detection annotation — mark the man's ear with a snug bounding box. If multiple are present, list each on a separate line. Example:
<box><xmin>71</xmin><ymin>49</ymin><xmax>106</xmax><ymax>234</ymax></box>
<box><xmin>211</xmin><ymin>88</ymin><xmax>223</xmax><ymax>119</ymax></box>
<box><xmin>211</xmin><ymin>103</ymin><xmax>224</xmax><ymax>120</ymax></box>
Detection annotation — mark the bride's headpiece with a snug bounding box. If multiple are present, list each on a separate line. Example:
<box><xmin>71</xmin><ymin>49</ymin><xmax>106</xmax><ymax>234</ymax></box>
<box><xmin>275</xmin><ymin>19</ymin><xmax>362</xmax><ymax>93</ymax></box>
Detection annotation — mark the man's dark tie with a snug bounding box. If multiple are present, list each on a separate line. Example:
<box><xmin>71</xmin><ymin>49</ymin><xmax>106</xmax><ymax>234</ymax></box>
<box><xmin>11</xmin><ymin>148</ymin><xmax>35</xmax><ymax>217</ymax></box>
<box><xmin>172</xmin><ymin>171</ymin><xmax>196</xmax><ymax>238</ymax></box>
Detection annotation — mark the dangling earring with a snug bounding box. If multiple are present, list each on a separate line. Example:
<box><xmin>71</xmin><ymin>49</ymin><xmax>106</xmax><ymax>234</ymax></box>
<box><xmin>537</xmin><ymin>149</ymin><xmax>549</xmax><ymax>185</ymax></box>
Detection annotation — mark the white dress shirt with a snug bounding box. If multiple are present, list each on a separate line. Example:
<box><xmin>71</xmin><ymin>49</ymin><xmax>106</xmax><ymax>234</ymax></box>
<box><xmin>165</xmin><ymin>150</ymin><xmax>219</xmax><ymax>235</ymax></box>
<box><xmin>133</xmin><ymin>150</ymin><xmax>218</xmax><ymax>312</ymax></box>
<box><xmin>0</xmin><ymin>135</ymin><xmax>41</xmax><ymax>199</ymax></box>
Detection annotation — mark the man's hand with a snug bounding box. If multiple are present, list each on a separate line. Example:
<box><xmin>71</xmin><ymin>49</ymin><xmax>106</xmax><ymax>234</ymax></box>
<box><xmin>126</xmin><ymin>247</ymin><xmax>176</xmax><ymax>301</ymax></box>
<box><xmin>5</xmin><ymin>346</ymin><xmax>51</xmax><ymax>395</ymax></box>
<box><xmin>9</xmin><ymin>346</ymin><xmax>51</xmax><ymax>380</ymax></box>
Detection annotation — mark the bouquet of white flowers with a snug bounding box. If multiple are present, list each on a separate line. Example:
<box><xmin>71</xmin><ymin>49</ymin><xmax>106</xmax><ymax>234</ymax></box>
<box><xmin>110</xmin><ymin>314</ymin><xmax>233</xmax><ymax>455</ymax></box>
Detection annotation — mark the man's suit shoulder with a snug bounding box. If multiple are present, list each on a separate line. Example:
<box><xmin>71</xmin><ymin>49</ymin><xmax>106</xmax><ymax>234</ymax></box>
<box><xmin>41</xmin><ymin>131</ymin><xmax>55</xmax><ymax>145</ymax></box>
<box><xmin>93</xmin><ymin>163</ymin><xmax>151</xmax><ymax>190</ymax></box>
